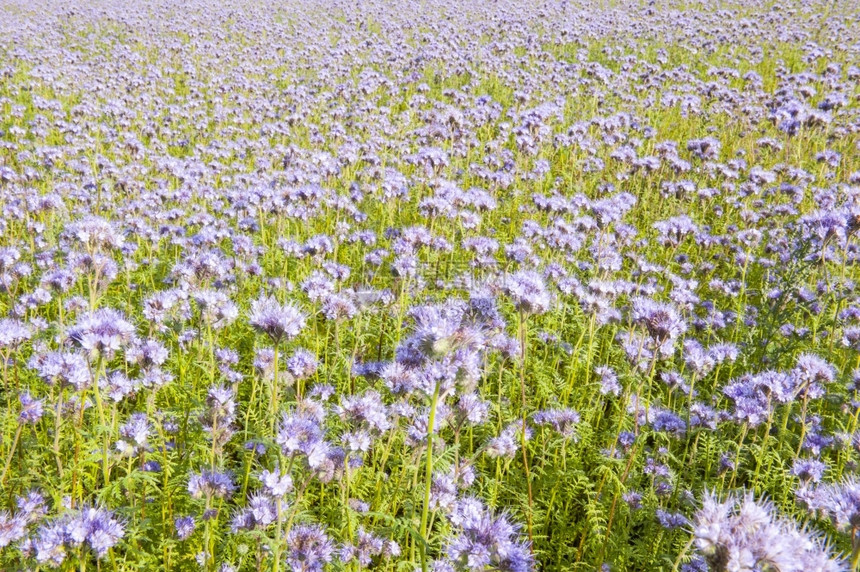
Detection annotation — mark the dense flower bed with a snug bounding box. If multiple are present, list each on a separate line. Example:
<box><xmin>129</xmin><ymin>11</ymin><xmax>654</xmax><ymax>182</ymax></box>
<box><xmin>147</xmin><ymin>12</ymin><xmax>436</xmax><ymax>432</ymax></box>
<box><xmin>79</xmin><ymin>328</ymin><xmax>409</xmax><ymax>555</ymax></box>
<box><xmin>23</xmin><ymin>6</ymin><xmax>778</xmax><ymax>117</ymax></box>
<box><xmin>0</xmin><ymin>0</ymin><xmax>858</xmax><ymax>570</ymax></box>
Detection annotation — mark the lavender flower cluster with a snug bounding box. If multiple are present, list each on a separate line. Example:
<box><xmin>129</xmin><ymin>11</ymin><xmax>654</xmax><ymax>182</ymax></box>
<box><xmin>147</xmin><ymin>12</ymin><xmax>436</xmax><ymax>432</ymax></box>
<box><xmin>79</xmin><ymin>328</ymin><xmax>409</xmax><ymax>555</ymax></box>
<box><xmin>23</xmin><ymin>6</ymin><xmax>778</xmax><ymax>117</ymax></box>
<box><xmin>692</xmin><ymin>492</ymin><xmax>841</xmax><ymax>571</ymax></box>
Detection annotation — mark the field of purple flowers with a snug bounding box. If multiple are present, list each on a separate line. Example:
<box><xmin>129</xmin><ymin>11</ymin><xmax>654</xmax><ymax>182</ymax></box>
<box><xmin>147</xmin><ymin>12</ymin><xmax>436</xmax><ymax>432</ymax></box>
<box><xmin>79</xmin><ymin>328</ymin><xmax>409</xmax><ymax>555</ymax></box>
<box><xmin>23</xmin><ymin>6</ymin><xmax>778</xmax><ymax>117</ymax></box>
<box><xmin>0</xmin><ymin>0</ymin><xmax>859</xmax><ymax>570</ymax></box>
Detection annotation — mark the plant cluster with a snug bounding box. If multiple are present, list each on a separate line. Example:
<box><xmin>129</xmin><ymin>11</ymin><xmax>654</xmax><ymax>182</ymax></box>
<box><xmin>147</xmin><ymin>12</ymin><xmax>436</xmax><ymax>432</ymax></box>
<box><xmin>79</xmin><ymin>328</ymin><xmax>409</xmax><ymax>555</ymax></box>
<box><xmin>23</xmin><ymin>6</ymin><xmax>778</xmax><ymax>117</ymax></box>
<box><xmin>0</xmin><ymin>0</ymin><xmax>859</xmax><ymax>570</ymax></box>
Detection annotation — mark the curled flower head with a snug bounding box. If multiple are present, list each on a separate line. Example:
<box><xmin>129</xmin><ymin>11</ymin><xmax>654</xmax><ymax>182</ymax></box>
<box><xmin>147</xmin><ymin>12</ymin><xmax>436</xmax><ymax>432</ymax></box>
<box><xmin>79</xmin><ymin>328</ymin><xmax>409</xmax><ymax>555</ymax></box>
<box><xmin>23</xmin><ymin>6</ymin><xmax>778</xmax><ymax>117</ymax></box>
<box><xmin>67</xmin><ymin>308</ymin><xmax>136</xmax><ymax>358</ymax></box>
<box><xmin>445</xmin><ymin>497</ymin><xmax>533</xmax><ymax>572</ymax></box>
<box><xmin>286</xmin><ymin>524</ymin><xmax>335</xmax><ymax>572</ymax></box>
<box><xmin>18</xmin><ymin>391</ymin><xmax>45</xmax><ymax>425</ymax></box>
<box><xmin>175</xmin><ymin>516</ymin><xmax>195</xmax><ymax>540</ymax></box>
<box><xmin>188</xmin><ymin>470</ymin><xmax>235</xmax><ymax>500</ymax></box>
<box><xmin>502</xmin><ymin>270</ymin><xmax>553</xmax><ymax>315</ymax></box>
<box><xmin>248</xmin><ymin>295</ymin><xmax>306</xmax><ymax>344</ymax></box>
<box><xmin>630</xmin><ymin>297</ymin><xmax>686</xmax><ymax>357</ymax></box>
<box><xmin>693</xmin><ymin>491</ymin><xmax>841</xmax><ymax>572</ymax></box>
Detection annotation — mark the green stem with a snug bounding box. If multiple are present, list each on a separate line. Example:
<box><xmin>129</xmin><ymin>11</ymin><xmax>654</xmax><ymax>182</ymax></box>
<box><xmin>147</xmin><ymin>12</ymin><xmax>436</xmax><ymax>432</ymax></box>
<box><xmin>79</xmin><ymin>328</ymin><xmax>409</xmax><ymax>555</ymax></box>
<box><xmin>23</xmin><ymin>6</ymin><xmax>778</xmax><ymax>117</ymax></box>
<box><xmin>518</xmin><ymin>311</ymin><xmax>534</xmax><ymax>547</ymax></box>
<box><xmin>419</xmin><ymin>379</ymin><xmax>442</xmax><ymax>572</ymax></box>
<box><xmin>271</xmin><ymin>344</ymin><xmax>280</xmax><ymax>435</ymax></box>
<box><xmin>54</xmin><ymin>391</ymin><xmax>65</xmax><ymax>479</ymax></box>
<box><xmin>90</xmin><ymin>356</ymin><xmax>110</xmax><ymax>487</ymax></box>
<box><xmin>0</xmin><ymin>424</ymin><xmax>23</xmax><ymax>484</ymax></box>
<box><xmin>272</xmin><ymin>497</ymin><xmax>283</xmax><ymax>572</ymax></box>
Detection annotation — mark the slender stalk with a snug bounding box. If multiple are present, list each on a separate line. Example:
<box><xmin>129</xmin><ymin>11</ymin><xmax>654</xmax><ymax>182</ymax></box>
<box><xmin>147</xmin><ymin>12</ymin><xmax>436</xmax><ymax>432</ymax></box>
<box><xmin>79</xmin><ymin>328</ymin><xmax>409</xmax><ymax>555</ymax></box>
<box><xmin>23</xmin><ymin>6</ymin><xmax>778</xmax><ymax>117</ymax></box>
<box><xmin>729</xmin><ymin>422</ymin><xmax>750</xmax><ymax>489</ymax></box>
<box><xmin>203</xmin><ymin>495</ymin><xmax>213</xmax><ymax>572</ymax></box>
<box><xmin>271</xmin><ymin>343</ymin><xmax>280</xmax><ymax>435</ymax></box>
<box><xmin>850</xmin><ymin>527</ymin><xmax>860</xmax><ymax>571</ymax></box>
<box><xmin>0</xmin><ymin>424</ymin><xmax>23</xmax><ymax>484</ymax></box>
<box><xmin>671</xmin><ymin>536</ymin><xmax>696</xmax><ymax>572</ymax></box>
<box><xmin>54</xmin><ymin>391</ymin><xmax>65</xmax><ymax>478</ymax></box>
<box><xmin>419</xmin><ymin>379</ymin><xmax>442</xmax><ymax>572</ymax></box>
<box><xmin>90</xmin><ymin>355</ymin><xmax>111</xmax><ymax>487</ymax></box>
<box><xmin>518</xmin><ymin>311</ymin><xmax>534</xmax><ymax>546</ymax></box>
<box><xmin>272</xmin><ymin>496</ymin><xmax>283</xmax><ymax>572</ymax></box>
